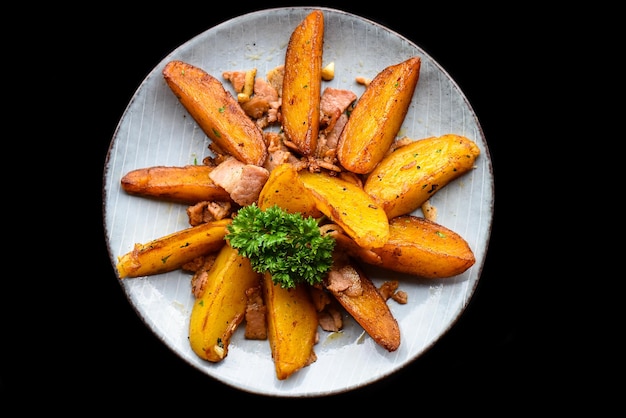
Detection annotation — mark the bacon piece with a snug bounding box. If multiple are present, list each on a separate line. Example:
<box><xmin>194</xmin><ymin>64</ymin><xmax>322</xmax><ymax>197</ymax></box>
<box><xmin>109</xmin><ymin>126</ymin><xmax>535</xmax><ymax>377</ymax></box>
<box><xmin>186</xmin><ymin>201</ymin><xmax>233</xmax><ymax>226</ymax></box>
<box><xmin>208</xmin><ymin>157</ymin><xmax>270</xmax><ymax>206</ymax></box>
<box><xmin>222</xmin><ymin>71</ymin><xmax>246</xmax><ymax>92</ymax></box>
<box><xmin>244</xmin><ymin>286</ymin><xmax>267</xmax><ymax>340</ymax></box>
<box><xmin>319</xmin><ymin>87</ymin><xmax>356</xmax><ymax>134</ymax></box>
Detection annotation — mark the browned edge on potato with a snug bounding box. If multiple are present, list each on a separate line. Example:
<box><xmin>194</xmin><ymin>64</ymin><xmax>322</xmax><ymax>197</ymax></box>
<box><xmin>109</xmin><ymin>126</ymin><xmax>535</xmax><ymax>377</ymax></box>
<box><xmin>162</xmin><ymin>60</ymin><xmax>268</xmax><ymax>166</ymax></box>
<box><xmin>337</xmin><ymin>56</ymin><xmax>421</xmax><ymax>174</ymax></box>
<box><xmin>281</xmin><ymin>10</ymin><xmax>324</xmax><ymax>157</ymax></box>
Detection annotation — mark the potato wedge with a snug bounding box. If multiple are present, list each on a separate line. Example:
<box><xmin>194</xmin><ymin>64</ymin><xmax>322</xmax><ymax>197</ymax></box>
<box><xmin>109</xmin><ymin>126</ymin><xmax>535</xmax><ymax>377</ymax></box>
<box><xmin>337</xmin><ymin>56</ymin><xmax>421</xmax><ymax>174</ymax></box>
<box><xmin>298</xmin><ymin>170</ymin><xmax>389</xmax><ymax>249</ymax></box>
<box><xmin>116</xmin><ymin>219</ymin><xmax>231</xmax><ymax>278</ymax></box>
<box><xmin>163</xmin><ymin>60</ymin><xmax>267</xmax><ymax>166</ymax></box>
<box><xmin>257</xmin><ymin>163</ymin><xmax>322</xmax><ymax>217</ymax></box>
<box><xmin>324</xmin><ymin>260</ymin><xmax>400</xmax><ymax>351</ymax></box>
<box><xmin>281</xmin><ymin>10</ymin><xmax>324</xmax><ymax>156</ymax></box>
<box><xmin>363</xmin><ymin>134</ymin><xmax>480</xmax><ymax>219</ymax></box>
<box><xmin>189</xmin><ymin>243</ymin><xmax>261</xmax><ymax>362</ymax></box>
<box><xmin>371</xmin><ymin>215</ymin><xmax>475</xmax><ymax>278</ymax></box>
<box><xmin>120</xmin><ymin>165</ymin><xmax>231</xmax><ymax>205</ymax></box>
<box><xmin>262</xmin><ymin>272</ymin><xmax>318</xmax><ymax>380</ymax></box>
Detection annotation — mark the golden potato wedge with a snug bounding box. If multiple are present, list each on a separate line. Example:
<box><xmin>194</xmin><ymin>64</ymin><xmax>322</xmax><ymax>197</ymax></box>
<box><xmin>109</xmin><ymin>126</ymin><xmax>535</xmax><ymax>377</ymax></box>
<box><xmin>281</xmin><ymin>10</ymin><xmax>324</xmax><ymax>156</ymax></box>
<box><xmin>163</xmin><ymin>60</ymin><xmax>267</xmax><ymax>166</ymax></box>
<box><xmin>257</xmin><ymin>163</ymin><xmax>322</xmax><ymax>217</ymax></box>
<box><xmin>116</xmin><ymin>219</ymin><xmax>231</xmax><ymax>278</ymax></box>
<box><xmin>324</xmin><ymin>260</ymin><xmax>400</xmax><ymax>352</ymax></box>
<box><xmin>337</xmin><ymin>56</ymin><xmax>421</xmax><ymax>174</ymax></box>
<box><xmin>298</xmin><ymin>170</ymin><xmax>389</xmax><ymax>249</ymax></box>
<box><xmin>371</xmin><ymin>215</ymin><xmax>475</xmax><ymax>278</ymax></box>
<box><xmin>189</xmin><ymin>243</ymin><xmax>261</xmax><ymax>362</ymax></box>
<box><xmin>120</xmin><ymin>165</ymin><xmax>231</xmax><ymax>205</ymax></box>
<box><xmin>363</xmin><ymin>134</ymin><xmax>480</xmax><ymax>219</ymax></box>
<box><xmin>261</xmin><ymin>272</ymin><xmax>318</xmax><ymax>380</ymax></box>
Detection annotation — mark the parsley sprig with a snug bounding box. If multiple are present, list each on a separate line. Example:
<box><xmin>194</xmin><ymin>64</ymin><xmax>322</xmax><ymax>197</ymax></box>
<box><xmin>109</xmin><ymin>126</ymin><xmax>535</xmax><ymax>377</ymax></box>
<box><xmin>226</xmin><ymin>204</ymin><xmax>335</xmax><ymax>289</ymax></box>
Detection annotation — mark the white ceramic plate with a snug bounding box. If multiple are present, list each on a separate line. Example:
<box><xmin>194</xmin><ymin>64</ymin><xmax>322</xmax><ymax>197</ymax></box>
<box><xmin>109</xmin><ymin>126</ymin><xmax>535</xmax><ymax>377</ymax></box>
<box><xmin>103</xmin><ymin>7</ymin><xmax>494</xmax><ymax>397</ymax></box>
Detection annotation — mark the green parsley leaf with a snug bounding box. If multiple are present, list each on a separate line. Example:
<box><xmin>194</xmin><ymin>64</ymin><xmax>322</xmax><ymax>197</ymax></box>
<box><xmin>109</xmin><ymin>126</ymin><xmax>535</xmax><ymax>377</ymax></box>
<box><xmin>226</xmin><ymin>204</ymin><xmax>335</xmax><ymax>289</ymax></box>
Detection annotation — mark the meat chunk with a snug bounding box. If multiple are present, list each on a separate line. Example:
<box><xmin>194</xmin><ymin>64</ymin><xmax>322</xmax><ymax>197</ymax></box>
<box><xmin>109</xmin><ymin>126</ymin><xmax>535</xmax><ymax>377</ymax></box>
<box><xmin>262</xmin><ymin>131</ymin><xmax>301</xmax><ymax>172</ymax></box>
<box><xmin>222</xmin><ymin>70</ymin><xmax>246</xmax><ymax>92</ymax></box>
<box><xmin>244</xmin><ymin>286</ymin><xmax>267</xmax><ymax>340</ymax></box>
<box><xmin>189</xmin><ymin>255</ymin><xmax>218</xmax><ymax>298</ymax></box>
<box><xmin>209</xmin><ymin>157</ymin><xmax>270</xmax><ymax>206</ymax></box>
<box><xmin>378</xmin><ymin>280</ymin><xmax>408</xmax><ymax>304</ymax></box>
<box><xmin>319</xmin><ymin>87</ymin><xmax>357</xmax><ymax>134</ymax></box>
<box><xmin>325</xmin><ymin>266</ymin><xmax>363</xmax><ymax>297</ymax></box>
<box><xmin>309</xmin><ymin>285</ymin><xmax>344</xmax><ymax>332</ymax></box>
<box><xmin>186</xmin><ymin>200</ymin><xmax>232</xmax><ymax>226</ymax></box>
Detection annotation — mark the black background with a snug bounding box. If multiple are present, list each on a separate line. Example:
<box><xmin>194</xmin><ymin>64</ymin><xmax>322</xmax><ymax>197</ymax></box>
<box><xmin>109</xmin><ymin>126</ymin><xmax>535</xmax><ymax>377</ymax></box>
<box><xmin>4</xmin><ymin>2</ymin><xmax>559</xmax><ymax>411</ymax></box>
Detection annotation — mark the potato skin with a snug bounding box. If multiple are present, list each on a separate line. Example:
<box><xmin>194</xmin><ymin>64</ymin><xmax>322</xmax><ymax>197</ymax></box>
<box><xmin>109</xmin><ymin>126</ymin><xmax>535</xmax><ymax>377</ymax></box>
<box><xmin>281</xmin><ymin>10</ymin><xmax>324</xmax><ymax>156</ymax></box>
<box><xmin>120</xmin><ymin>165</ymin><xmax>231</xmax><ymax>205</ymax></box>
<box><xmin>371</xmin><ymin>215</ymin><xmax>475</xmax><ymax>279</ymax></box>
<box><xmin>163</xmin><ymin>60</ymin><xmax>267</xmax><ymax>166</ymax></box>
<box><xmin>116</xmin><ymin>219</ymin><xmax>231</xmax><ymax>278</ymax></box>
<box><xmin>188</xmin><ymin>243</ymin><xmax>261</xmax><ymax>362</ymax></box>
<box><xmin>262</xmin><ymin>272</ymin><xmax>318</xmax><ymax>380</ymax></box>
<box><xmin>325</xmin><ymin>262</ymin><xmax>400</xmax><ymax>352</ymax></box>
<box><xmin>337</xmin><ymin>56</ymin><xmax>421</xmax><ymax>174</ymax></box>
<box><xmin>298</xmin><ymin>170</ymin><xmax>389</xmax><ymax>250</ymax></box>
<box><xmin>364</xmin><ymin>134</ymin><xmax>480</xmax><ymax>219</ymax></box>
<box><xmin>257</xmin><ymin>163</ymin><xmax>322</xmax><ymax>218</ymax></box>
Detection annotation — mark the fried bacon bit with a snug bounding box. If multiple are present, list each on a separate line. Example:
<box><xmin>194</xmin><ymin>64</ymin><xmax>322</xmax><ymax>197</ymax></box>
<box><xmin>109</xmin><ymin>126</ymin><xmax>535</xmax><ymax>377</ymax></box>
<box><xmin>181</xmin><ymin>256</ymin><xmax>207</xmax><ymax>273</ymax></box>
<box><xmin>317</xmin><ymin>305</ymin><xmax>343</xmax><ymax>332</ymax></box>
<box><xmin>244</xmin><ymin>286</ymin><xmax>267</xmax><ymax>340</ymax></box>
<box><xmin>222</xmin><ymin>70</ymin><xmax>246</xmax><ymax>92</ymax></box>
<box><xmin>309</xmin><ymin>285</ymin><xmax>332</xmax><ymax>312</ymax></box>
<box><xmin>325</xmin><ymin>265</ymin><xmax>363</xmax><ymax>297</ymax></box>
<box><xmin>208</xmin><ymin>156</ymin><xmax>270</xmax><ymax>206</ymax></box>
<box><xmin>319</xmin><ymin>87</ymin><xmax>357</xmax><ymax>136</ymax></box>
<box><xmin>378</xmin><ymin>280</ymin><xmax>399</xmax><ymax>300</ymax></box>
<box><xmin>421</xmin><ymin>199</ymin><xmax>438</xmax><ymax>222</ymax></box>
<box><xmin>186</xmin><ymin>200</ymin><xmax>233</xmax><ymax>226</ymax></box>
<box><xmin>189</xmin><ymin>255</ymin><xmax>217</xmax><ymax>298</ymax></box>
<box><xmin>392</xmin><ymin>290</ymin><xmax>408</xmax><ymax>304</ymax></box>
<box><xmin>378</xmin><ymin>280</ymin><xmax>408</xmax><ymax>304</ymax></box>
<box><xmin>263</xmin><ymin>131</ymin><xmax>301</xmax><ymax>172</ymax></box>
<box><xmin>224</xmin><ymin>68</ymin><xmax>281</xmax><ymax>129</ymax></box>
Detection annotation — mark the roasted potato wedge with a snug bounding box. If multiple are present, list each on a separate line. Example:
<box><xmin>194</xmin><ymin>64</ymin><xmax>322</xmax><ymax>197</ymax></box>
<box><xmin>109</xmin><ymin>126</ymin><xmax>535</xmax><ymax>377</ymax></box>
<box><xmin>371</xmin><ymin>215</ymin><xmax>475</xmax><ymax>278</ymax></box>
<box><xmin>337</xmin><ymin>56</ymin><xmax>421</xmax><ymax>174</ymax></box>
<box><xmin>116</xmin><ymin>219</ymin><xmax>231</xmax><ymax>278</ymax></box>
<box><xmin>281</xmin><ymin>10</ymin><xmax>324</xmax><ymax>156</ymax></box>
<box><xmin>262</xmin><ymin>272</ymin><xmax>319</xmax><ymax>380</ymax></box>
<box><xmin>298</xmin><ymin>170</ymin><xmax>389</xmax><ymax>249</ymax></box>
<box><xmin>324</xmin><ymin>260</ymin><xmax>400</xmax><ymax>352</ymax></box>
<box><xmin>257</xmin><ymin>163</ymin><xmax>322</xmax><ymax>217</ymax></box>
<box><xmin>364</xmin><ymin>134</ymin><xmax>480</xmax><ymax>219</ymax></box>
<box><xmin>163</xmin><ymin>60</ymin><xmax>267</xmax><ymax>166</ymax></box>
<box><xmin>189</xmin><ymin>243</ymin><xmax>261</xmax><ymax>362</ymax></box>
<box><xmin>120</xmin><ymin>165</ymin><xmax>231</xmax><ymax>205</ymax></box>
